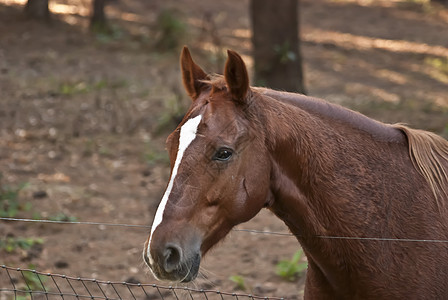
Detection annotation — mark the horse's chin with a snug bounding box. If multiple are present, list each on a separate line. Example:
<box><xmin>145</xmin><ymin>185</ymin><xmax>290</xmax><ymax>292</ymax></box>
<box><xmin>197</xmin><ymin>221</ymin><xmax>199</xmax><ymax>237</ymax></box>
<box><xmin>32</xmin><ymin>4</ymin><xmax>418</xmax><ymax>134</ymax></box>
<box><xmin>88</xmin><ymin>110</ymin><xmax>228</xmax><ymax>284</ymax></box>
<box><xmin>148</xmin><ymin>252</ymin><xmax>201</xmax><ymax>283</ymax></box>
<box><xmin>180</xmin><ymin>252</ymin><xmax>201</xmax><ymax>282</ymax></box>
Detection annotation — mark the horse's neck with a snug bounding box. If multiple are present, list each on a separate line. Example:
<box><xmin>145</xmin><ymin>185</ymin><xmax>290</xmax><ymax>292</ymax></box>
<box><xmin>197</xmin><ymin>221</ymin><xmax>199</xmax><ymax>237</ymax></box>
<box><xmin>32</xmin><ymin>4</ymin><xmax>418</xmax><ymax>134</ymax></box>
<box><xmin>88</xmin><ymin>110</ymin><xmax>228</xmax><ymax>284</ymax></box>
<box><xmin>256</xmin><ymin>89</ymin><xmax>407</xmax><ymax>241</ymax></box>
<box><xmin>255</xmin><ymin>89</ymin><xmax>448</xmax><ymax>296</ymax></box>
<box><xmin>257</xmin><ymin>88</ymin><xmax>403</xmax><ymax>143</ymax></box>
<box><xmin>259</xmin><ymin>93</ymin><xmax>351</xmax><ymax>235</ymax></box>
<box><xmin>256</xmin><ymin>90</ymin><xmax>410</xmax><ymax>291</ymax></box>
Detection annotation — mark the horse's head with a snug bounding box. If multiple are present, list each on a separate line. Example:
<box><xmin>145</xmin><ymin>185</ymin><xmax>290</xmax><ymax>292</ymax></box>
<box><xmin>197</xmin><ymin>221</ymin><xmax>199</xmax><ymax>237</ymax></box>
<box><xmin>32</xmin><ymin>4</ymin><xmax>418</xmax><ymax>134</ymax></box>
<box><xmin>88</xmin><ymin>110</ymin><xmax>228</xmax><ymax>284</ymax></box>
<box><xmin>143</xmin><ymin>47</ymin><xmax>272</xmax><ymax>282</ymax></box>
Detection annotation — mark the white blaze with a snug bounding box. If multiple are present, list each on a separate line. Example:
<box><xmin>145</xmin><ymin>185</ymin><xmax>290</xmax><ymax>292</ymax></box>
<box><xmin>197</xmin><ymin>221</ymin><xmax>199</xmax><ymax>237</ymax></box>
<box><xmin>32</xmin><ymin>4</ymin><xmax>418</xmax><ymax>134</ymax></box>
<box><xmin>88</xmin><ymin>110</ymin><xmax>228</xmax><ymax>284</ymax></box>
<box><xmin>146</xmin><ymin>114</ymin><xmax>202</xmax><ymax>263</ymax></box>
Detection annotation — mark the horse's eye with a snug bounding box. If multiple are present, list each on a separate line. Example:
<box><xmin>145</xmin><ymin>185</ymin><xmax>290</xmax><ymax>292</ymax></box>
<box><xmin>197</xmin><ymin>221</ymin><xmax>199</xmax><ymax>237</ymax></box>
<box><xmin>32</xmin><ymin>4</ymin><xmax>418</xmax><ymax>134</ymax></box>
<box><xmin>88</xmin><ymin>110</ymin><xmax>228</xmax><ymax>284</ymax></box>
<box><xmin>213</xmin><ymin>148</ymin><xmax>233</xmax><ymax>161</ymax></box>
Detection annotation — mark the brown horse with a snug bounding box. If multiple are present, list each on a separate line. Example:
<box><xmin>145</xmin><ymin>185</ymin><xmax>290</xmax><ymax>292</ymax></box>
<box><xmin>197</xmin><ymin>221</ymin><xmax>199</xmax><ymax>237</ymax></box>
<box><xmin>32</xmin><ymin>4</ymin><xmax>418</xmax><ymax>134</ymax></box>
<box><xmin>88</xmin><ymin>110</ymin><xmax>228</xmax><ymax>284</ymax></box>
<box><xmin>143</xmin><ymin>47</ymin><xmax>448</xmax><ymax>299</ymax></box>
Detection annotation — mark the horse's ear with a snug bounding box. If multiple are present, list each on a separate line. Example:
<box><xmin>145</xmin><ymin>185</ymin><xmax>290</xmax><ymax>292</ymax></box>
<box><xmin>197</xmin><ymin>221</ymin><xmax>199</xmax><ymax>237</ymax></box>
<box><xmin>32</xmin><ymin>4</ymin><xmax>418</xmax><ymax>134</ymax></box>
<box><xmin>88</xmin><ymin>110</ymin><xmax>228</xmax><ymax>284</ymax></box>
<box><xmin>180</xmin><ymin>46</ymin><xmax>208</xmax><ymax>101</ymax></box>
<box><xmin>224</xmin><ymin>50</ymin><xmax>249</xmax><ymax>104</ymax></box>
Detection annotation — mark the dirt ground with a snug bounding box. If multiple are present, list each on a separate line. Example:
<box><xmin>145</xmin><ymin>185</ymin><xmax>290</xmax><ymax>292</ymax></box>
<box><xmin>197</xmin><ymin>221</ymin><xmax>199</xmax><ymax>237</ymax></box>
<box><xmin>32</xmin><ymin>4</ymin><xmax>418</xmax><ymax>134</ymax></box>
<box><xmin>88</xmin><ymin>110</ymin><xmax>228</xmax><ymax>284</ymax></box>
<box><xmin>0</xmin><ymin>0</ymin><xmax>447</xmax><ymax>299</ymax></box>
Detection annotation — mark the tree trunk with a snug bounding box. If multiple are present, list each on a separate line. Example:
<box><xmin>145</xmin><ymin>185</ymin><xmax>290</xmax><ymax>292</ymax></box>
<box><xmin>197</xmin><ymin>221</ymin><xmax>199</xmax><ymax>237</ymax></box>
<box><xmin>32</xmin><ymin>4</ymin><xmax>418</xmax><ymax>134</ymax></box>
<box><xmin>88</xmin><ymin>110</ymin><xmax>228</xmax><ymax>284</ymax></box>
<box><xmin>24</xmin><ymin>0</ymin><xmax>50</xmax><ymax>20</ymax></box>
<box><xmin>90</xmin><ymin>0</ymin><xmax>107</xmax><ymax>30</ymax></box>
<box><xmin>250</xmin><ymin>0</ymin><xmax>306</xmax><ymax>94</ymax></box>
<box><xmin>431</xmin><ymin>0</ymin><xmax>448</xmax><ymax>5</ymax></box>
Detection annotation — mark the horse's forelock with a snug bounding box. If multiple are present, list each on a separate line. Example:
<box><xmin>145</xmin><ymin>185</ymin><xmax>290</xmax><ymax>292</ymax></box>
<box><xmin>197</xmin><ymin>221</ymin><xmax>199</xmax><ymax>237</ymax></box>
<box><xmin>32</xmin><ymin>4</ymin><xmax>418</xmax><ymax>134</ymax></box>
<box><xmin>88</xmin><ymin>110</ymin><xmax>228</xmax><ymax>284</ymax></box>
<box><xmin>200</xmin><ymin>74</ymin><xmax>227</xmax><ymax>94</ymax></box>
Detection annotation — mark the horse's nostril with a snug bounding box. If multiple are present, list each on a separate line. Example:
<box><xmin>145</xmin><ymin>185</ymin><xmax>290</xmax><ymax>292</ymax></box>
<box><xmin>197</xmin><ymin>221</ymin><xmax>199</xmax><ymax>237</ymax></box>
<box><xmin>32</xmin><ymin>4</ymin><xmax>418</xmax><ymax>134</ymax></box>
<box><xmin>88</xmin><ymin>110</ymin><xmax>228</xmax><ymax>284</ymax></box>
<box><xmin>163</xmin><ymin>244</ymin><xmax>182</xmax><ymax>273</ymax></box>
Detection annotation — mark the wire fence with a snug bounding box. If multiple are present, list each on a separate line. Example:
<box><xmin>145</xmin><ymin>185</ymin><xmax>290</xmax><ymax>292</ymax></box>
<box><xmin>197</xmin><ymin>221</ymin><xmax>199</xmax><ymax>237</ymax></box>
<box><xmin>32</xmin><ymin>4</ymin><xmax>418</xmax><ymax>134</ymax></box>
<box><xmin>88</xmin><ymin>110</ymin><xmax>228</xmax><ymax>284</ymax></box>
<box><xmin>0</xmin><ymin>217</ymin><xmax>291</xmax><ymax>300</ymax></box>
<box><xmin>3</xmin><ymin>217</ymin><xmax>448</xmax><ymax>243</ymax></box>
<box><xmin>3</xmin><ymin>216</ymin><xmax>448</xmax><ymax>300</ymax></box>
<box><xmin>0</xmin><ymin>265</ymin><xmax>285</xmax><ymax>300</ymax></box>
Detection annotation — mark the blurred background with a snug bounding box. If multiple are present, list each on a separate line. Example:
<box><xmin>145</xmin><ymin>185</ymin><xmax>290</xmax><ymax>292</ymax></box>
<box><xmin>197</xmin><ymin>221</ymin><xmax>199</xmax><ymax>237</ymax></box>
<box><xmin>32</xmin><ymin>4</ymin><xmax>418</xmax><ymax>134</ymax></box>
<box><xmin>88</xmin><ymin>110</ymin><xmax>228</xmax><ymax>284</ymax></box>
<box><xmin>0</xmin><ymin>0</ymin><xmax>447</xmax><ymax>299</ymax></box>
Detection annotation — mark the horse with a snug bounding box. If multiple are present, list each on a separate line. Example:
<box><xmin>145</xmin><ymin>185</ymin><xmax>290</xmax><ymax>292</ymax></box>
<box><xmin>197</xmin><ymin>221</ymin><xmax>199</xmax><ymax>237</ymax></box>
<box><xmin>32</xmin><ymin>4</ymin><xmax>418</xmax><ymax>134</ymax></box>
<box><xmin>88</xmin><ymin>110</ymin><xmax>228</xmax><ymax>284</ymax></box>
<box><xmin>143</xmin><ymin>47</ymin><xmax>448</xmax><ymax>299</ymax></box>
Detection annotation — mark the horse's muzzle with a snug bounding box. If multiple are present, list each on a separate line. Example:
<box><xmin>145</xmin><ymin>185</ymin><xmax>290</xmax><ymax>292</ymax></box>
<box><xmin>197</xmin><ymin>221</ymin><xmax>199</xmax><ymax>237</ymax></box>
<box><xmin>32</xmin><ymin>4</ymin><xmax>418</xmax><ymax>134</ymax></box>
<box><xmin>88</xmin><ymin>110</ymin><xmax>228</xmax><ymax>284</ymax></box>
<box><xmin>143</xmin><ymin>240</ymin><xmax>201</xmax><ymax>282</ymax></box>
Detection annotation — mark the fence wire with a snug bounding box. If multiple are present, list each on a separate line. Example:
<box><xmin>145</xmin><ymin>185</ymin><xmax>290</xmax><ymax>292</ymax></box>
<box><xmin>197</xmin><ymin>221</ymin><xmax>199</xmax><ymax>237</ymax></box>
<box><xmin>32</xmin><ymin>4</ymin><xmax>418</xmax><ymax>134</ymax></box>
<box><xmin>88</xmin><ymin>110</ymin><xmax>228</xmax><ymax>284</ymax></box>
<box><xmin>3</xmin><ymin>217</ymin><xmax>448</xmax><ymax>243</ymax></box>
<box><xmin>0</xmin><ymin>265</ymin><xmax>285</xmax><ymax>300</ymax></box>
<box><xmin>3</xmin><ymin>214</ymin><xmax>448</xmax><ymax>300</ymax></box>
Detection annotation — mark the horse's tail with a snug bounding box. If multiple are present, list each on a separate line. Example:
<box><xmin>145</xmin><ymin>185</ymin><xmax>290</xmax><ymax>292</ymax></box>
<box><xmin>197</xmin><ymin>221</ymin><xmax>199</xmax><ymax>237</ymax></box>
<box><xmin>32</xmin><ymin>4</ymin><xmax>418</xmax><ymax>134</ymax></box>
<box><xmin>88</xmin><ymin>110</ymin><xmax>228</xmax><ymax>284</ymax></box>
<box><xmin>394</xmin><ymin>124</ymin><xmax>448</xmax><ymax>206</ymax></box>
